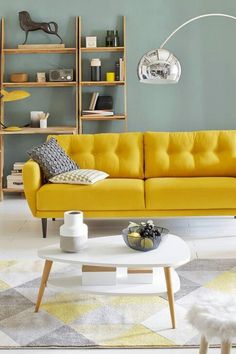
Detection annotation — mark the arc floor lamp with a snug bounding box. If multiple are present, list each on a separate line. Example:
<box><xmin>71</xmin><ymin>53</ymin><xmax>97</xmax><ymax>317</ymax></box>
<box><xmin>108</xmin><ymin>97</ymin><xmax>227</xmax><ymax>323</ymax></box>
<box><xmin>138</xmin><ymin>13</ymin><xmax>236</xmax><ymax>84</ymax></box>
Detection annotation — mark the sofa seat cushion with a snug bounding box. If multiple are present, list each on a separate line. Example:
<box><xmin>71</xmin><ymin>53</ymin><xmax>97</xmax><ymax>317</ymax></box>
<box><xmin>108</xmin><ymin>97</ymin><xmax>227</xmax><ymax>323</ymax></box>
<box><xmin>37</xmin><ymin>179</ymin><xmax>145</xmax><ymax>211</ymax></box>
<box><xmin>145</xmin><ymin>177</ymin><xmax>236</xmax><ymax>210</ymax></box>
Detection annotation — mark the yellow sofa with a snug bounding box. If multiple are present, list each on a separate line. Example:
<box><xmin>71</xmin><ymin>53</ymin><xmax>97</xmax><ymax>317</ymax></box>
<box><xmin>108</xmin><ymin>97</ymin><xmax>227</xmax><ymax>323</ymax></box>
<box><xmin>23</xmin><ymin>130</ymin><xmax>236</xmax><ymax>237</ymax></box>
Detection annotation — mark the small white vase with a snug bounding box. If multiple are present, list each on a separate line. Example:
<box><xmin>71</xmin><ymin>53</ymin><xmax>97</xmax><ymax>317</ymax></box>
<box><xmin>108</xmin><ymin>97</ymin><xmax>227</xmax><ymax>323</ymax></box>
<box><xmin>60</xmin><ymin>211</ymin><xmax>88</xmax><ymax>252</ymax></box>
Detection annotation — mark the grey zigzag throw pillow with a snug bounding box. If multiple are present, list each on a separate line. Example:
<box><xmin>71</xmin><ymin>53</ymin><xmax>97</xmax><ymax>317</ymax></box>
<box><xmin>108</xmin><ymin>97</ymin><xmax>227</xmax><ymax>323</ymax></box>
<box><xmin>27</xmin><ymin>137</ymin><xmax>78</xmax><ymax>179</ymax></box>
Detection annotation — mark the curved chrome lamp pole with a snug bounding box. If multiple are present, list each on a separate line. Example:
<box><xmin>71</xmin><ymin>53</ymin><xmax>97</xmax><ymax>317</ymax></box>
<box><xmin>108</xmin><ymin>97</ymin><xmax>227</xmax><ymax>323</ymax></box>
<box><xmin>138</xmin><ymin>13</ymin><xmax>236</xmax><ymax>84</ymax></box>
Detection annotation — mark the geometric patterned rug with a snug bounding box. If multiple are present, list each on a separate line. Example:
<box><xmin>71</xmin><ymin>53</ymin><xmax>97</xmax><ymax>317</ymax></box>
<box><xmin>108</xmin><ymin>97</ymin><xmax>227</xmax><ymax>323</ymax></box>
<box><xmin>0</xmin><ymin>259</ymin><xmax>235</xmax><ymax>348</ymax></box>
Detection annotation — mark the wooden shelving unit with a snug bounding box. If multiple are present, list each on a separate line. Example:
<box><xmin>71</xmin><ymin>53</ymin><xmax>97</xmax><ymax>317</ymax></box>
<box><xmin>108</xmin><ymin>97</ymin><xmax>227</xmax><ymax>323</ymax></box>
<box><xmin>0</xmin><ymin>16</ymin><xmax>128</xmax><ymax>197</ymax></box>
<box><xmin>4</xmin><ymin>48</ymin><xmax>76</xmax><ymax>54</ymax></box>
<box><xmin>81</xmin><ymin>46</ymin><xmax>124</xmax><ymax>53</ymax></box>
<box><xmin>81</xmin><ymin>81</ymin><xmax>125</xmax><ymax>87</ymax></box>
<box><xmin>3</xmin><ymin>188</ymin><xmax>25</xmax><ymax>193</ymax></box>
<box><xmin>81</xmin><ymin>115</ymin><xmax>125</xmax><ymax>121</ymax></box>
<box><xmin>0</xmin><ymin>126</ymin><xmax>77</xmax><ymax>135</ymax></box>
<box><xmin>3</xmin><ymin>82</ymin><xmax>77</xmax><ymax>87</ymax></box>
<box><xmin>0</xmin><ymin>17</ymin><xmax>79</xmax><ymax>199</ymax></box>
<box><xmin>78</xmin><ymin>16</ymin><xmax>127</xmax><ymax>134</ymax></box>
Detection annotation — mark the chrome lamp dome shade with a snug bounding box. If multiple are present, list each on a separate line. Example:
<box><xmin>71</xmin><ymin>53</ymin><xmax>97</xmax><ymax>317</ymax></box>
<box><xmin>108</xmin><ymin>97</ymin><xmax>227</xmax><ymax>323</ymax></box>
<box><xmin>138</xmin><ymin>48</ymin><xmax>181</xmax><ymax>84</ymax></box>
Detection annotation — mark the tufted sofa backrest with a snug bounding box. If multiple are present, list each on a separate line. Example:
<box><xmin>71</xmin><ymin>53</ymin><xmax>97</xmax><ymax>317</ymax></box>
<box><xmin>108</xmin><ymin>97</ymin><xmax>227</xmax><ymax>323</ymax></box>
<box><xmin>144</xmin><ymin>131</ymin><xmax>236</xmax><ymax>177</ymax></box>
<box><xmin>49</xmin><ymin>132</ymin><xmax>144</xmax><ymax>178</ymax></box>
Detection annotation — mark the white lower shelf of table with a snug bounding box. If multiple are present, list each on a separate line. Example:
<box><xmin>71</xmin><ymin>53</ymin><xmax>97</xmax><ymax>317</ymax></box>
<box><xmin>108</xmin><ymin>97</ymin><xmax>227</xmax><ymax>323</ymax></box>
<box><xmin>47</xmin><ymin>267</ymin><xmax>180</xmax><ymax>295</ymax></box>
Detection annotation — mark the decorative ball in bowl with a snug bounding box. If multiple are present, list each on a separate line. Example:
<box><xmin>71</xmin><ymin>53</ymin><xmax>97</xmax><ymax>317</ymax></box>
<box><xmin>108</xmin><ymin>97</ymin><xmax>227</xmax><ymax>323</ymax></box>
<box><xmin>122</xmin><ymin>220</ymin><xmax>169</xmax><ymax>252</ymax></box>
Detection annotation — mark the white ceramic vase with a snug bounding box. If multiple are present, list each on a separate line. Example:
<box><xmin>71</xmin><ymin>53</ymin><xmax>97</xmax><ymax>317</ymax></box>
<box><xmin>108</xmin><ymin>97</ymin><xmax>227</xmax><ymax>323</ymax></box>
<box><xmin>60</xmin><ymin>211</ymin><xmax>88</xmax><ymax>252</ymax></box>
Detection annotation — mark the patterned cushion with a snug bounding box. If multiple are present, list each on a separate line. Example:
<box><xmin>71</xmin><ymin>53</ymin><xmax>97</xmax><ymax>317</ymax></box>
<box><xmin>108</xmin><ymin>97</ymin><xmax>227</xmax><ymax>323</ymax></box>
<box><xmin>49</xmin><ymin>169</ymin><xmax>109</xmax><ymax>185</ymax></box>
<box><xmin>27</xmin><ymin>138</ymin><xmax>78</xmax><ymax>180</ymax></box>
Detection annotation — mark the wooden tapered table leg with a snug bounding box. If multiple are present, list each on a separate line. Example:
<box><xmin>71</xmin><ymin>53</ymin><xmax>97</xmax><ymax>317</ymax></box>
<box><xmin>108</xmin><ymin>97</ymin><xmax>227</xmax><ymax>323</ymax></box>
<box><xmin>199</xmin><ymin>335</ymin><xmax>209</xmax><ymax>354</ymax></box>
<box><xmin>164</xmin><ymin>266</ymin><xmax>176</xmax><ymax>329</ymax></box>
<box><xmin>221</xmin><ymin>342</ymin><xmax>231</xmax><ymax>354</ymax></box>
<box><xmin>35</xmin><ymin>260</ymin><xmax>53</xmax><ymax>312</ymax></box>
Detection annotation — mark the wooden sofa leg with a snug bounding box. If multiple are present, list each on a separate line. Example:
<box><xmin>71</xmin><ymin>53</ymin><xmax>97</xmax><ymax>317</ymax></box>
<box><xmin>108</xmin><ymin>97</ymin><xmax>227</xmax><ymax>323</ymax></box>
<box><xmin>41</xmin><ymin>218</ymin><xmax>47</xmax><ymax>238</ymax></box>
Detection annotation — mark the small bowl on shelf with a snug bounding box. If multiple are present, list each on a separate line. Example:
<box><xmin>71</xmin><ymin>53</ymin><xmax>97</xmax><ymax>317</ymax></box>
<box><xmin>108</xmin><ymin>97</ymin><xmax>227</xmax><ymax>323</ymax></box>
<box><xmin>122</xmin><ymin>221</ymin><xmax>169</xmax><ymax>252</ymax></box>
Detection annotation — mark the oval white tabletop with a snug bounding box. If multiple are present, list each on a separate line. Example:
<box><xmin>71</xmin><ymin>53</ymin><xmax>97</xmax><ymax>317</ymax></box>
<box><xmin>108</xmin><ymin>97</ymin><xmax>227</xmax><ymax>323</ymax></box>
<box><xmin>38</xmin><ymin>234</ymin><xmax>191</xmax><ymax>268</ymax></box>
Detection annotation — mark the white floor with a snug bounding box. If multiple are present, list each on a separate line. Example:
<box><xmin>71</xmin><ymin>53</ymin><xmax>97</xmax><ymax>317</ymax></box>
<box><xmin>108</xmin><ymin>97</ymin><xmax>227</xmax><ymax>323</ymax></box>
<box><xmin>1</xmin><ymin>195</ymin><xmax>236</xmax><ymax>353</ymax></box>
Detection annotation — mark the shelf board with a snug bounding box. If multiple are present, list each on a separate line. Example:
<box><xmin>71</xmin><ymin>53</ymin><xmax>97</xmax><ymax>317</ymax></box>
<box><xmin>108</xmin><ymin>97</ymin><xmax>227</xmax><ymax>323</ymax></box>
<box><xmin>0</xmin><ymin>126</ymin><xmax>77</xmax><ymax>135</ymax></box>
<box><xmin>81</xmin><ymin>115</ymin><xmax>126</xmax><ymax>120</ymax></box>
<box><xmin>3</xmin><ymin>82</ymin><xmax>77</xmax><ymax>87</ymax></box>
<box><xmin>81</xmin><ymin>81</ymin><xmax>125</xmax><ymax>86</ymax></box>
<box><xmin>81</xmin><ymin>46</ymin><xmax>124</xmax><ymax>53</ymax></box>
<box><xmin>4</xmin><ymin>48</ymin><xmax>76</xmax><ymax>54</ymax></box>
<box><xmin>2</xmin><ymin>188</ymin><xmax>24</xmax><ymax>193</ymax></box>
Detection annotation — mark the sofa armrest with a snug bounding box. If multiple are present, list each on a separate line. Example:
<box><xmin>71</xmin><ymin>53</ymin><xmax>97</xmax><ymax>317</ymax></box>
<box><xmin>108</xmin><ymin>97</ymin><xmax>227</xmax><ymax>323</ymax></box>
<box><xmin>23</xmin><ymin>160</ymin><xmax>43</xmax><ymax>216</ymax></box>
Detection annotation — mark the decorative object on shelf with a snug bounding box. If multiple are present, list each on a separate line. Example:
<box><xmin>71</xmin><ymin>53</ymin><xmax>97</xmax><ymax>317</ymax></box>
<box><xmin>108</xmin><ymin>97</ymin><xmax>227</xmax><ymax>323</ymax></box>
<box><xmin>49</xmin><ymin>69</ymin><xmax>73</xmax><ymax>82</ymax></box>
<box><xmin>138</xmin><ymin>13</ymin><xmax>236</xmax><ymax>84</ymax></box>
<box><xmin>85</xmin><ymin>36</ymin><xmax>97</xmax><ymax>48</ymax></box>
<box><xmin>113</xmin><ymin>30</ymin><xmax>120</xmax><ymax>47</ymax></box>
<box><xmin>10</xmin><ymin>72</ymin><xmax>28</xmax><ymax>83</ymax></box>
<box><xmin>106</xmin><ymin>72</ymin><xmax>115</xmax><ymax>81</ymax></box>
<box><xmin>105</xmin><ymin>30</ymin><xmax>113</xmax><ymax>47</ymax></box>
<box><xmin>18</xmin><ymin>10</ymin><xmax>63</xmax><ymax>45</ymax></box>
<box><xmin>30</xmin><ymin>111</ymin><xmax>44</xmax><ymax>128</ymax></box>
<box><xmin>36</xmin><ymin>72</ymin><xmax>46</xmax><ymax>83</ymax></box>
<box><xmin>60</xmin><ymin>211</ymin><xmax>88</xmax><ymax>252</ymax></box>
<box><xmin>105</xmin><ymin>30</ymin><xmax>120</xmax><ymax>47</ymax></box>
<box><xmin>39</xmin><ymin>112</ymin><xmax>49</xmax><ymax>128</ymax></box>
<box><xmin>96</xmin><ymin>95</ymin><xmax>113</xmax><ymax>110</ymax></box>
<box><xmin>0</xmin><ymin>89</ymin><xmax>30</xmax><ymax>131</ymax></box>
<box><xmin>90</xmin><ymin>58</ymin><xmax>101</xmax><ymax>81</ymax></box>
<box><xmin>122</xmin><ymin>220</ymin><xmax>169</xmax><ymax>252</ymax></box>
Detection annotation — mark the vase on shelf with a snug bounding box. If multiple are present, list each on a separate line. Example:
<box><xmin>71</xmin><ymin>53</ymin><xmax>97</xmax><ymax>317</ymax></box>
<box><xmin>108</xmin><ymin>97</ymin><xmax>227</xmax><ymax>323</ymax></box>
<box><xmin>60</xmin><ymin>211</ymin><xmax>88</xmax><ymax>252</ymax></box>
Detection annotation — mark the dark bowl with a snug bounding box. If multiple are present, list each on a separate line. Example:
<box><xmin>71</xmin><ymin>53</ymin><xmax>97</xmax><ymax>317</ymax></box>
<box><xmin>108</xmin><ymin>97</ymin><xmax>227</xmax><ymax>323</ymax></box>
<box><xmin>122</xmin><ymin>227</ymin><xmax>169</xmax><ymax>252</ymax></box>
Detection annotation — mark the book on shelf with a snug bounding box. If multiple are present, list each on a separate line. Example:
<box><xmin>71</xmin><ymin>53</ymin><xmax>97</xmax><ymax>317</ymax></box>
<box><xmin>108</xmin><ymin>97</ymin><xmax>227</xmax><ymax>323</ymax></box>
<box><xmin>82</xmin><ymin>110</ymin><xmax>114</xmax><ymax>116</ymax></box>
<box><xmin>13</xmin><ymin>162</ymin><xmax>25</xmax><ymax>171</ymax></box>
<box><xmin>119</xmin><ymin>58</ymin><xmax>125</xmax><ymax>81</ymax></box>
<box><xmin>7</xmin><ymin>174</ymin><xmax>23</xmax><ymax>190</ymax></box>
<box><xmin>6</xmin><ymin>161</ymin><xmax>26</xmax><ymax>190</ymax></box>
<box><xmin>89</xmin><ymin>92</ymin><xmax>99</xmax><ymax>110</ymax></box>
<box><xmin>11</xmin><ymin>170</ymin><xmax>22</xmax><ymax>176</ymax></box>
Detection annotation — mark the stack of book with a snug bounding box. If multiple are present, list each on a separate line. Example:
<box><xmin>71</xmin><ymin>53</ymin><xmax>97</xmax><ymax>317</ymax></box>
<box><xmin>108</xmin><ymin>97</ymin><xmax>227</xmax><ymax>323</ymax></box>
<box><xmin>7</xmin><ymin>162</ymin><xmax>25</xmax><ymax>190</ymax></box>
<box><xmin>82</xmin><ymin>92</ymin><xmax>114</xmax><ymax>116</ymax></box>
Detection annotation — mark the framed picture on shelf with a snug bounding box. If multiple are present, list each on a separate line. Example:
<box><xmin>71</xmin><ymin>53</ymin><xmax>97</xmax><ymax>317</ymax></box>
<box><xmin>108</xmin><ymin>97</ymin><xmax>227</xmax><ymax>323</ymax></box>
<box><xmin>85</xmin><ymin>36</ymin><xmax>97</xmax><ymax>48</ymax></box>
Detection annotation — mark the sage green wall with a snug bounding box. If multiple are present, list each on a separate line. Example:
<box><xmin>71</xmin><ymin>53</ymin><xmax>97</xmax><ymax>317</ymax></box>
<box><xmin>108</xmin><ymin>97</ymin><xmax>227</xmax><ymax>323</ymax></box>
<box><xmin>2</xmin><ymin>0</ymin><xmax>236</xmax><ymax>179</ymax></box>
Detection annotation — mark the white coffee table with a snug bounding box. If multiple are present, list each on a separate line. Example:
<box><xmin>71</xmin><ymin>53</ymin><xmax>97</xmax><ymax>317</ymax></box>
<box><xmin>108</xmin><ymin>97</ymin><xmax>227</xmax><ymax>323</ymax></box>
<box><xmin>36</xmin><ymin>234</ymin><xmax>190</xmax><ymax>328</ymax></box>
